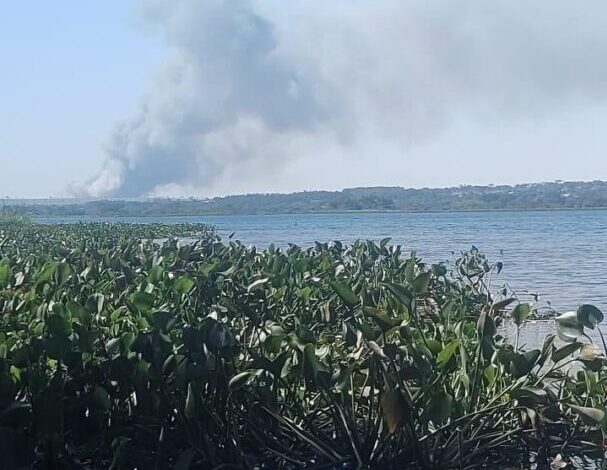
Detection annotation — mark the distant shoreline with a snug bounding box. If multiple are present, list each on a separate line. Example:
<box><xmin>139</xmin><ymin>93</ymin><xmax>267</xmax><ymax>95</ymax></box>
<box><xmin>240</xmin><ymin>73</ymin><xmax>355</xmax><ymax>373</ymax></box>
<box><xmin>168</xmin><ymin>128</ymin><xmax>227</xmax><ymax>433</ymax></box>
<box><xmin>32</xmin><ymin>206</ymin><xmax>607</xmax><ymax>219</ymax></box>
<box><xmin>9</xmin><ymin>181</ymin><xmax>607</xmax><ymax>218</ymax></box>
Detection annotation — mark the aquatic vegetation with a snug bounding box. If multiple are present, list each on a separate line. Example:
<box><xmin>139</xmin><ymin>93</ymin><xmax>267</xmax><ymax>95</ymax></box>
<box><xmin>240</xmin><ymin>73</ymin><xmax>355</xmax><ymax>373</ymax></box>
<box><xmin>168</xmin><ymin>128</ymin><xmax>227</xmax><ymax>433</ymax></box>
<box><xmin>0</xmin><ymin>223</ymin><xmax>605</xmax><ymax>468</ymax></box>
<box><xmin>0</xmin><ymin>212</ymin><xmax>32</xmax><ymax>226</ymax></box>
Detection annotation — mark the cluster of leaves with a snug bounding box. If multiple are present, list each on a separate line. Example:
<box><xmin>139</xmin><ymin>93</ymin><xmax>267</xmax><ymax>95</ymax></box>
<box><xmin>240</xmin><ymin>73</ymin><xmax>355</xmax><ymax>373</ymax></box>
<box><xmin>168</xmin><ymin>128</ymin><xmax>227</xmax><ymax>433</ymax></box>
<box><xmin>0</xmin><ymin>212</ymin><xmax>32</xmax><ymax>226</ymax></box>
<box><xmin>0</xmin><ymin>223</ymin><xmax>605</xmax><ymax>469</ymax></box>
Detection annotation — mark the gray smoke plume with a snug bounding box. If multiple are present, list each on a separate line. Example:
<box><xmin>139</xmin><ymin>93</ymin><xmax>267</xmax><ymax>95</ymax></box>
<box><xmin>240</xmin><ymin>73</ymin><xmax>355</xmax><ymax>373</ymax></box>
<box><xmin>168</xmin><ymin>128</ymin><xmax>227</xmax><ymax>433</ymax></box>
<box><xmin>78</xmin><ymin>0</ymin><xmax>607</xmax><ymax>197</ymax></box>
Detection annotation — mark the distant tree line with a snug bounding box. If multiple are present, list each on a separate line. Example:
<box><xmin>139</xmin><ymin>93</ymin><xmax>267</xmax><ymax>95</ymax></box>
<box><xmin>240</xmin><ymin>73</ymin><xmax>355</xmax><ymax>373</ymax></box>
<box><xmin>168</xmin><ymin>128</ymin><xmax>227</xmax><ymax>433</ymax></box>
<box><xmin>8</xmin><ymin>181</ymin><xmax>607</xmax><ymax>217</ymax></box>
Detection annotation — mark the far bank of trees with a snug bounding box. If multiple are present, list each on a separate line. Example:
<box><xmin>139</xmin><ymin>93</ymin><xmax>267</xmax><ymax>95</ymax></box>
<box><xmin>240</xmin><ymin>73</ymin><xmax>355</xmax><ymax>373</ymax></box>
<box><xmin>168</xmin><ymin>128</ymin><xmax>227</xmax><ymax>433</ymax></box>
<box><xmin>8</xmin><ymin>180</ymin><xmax>607</xmax><ymax>216</ymax></box>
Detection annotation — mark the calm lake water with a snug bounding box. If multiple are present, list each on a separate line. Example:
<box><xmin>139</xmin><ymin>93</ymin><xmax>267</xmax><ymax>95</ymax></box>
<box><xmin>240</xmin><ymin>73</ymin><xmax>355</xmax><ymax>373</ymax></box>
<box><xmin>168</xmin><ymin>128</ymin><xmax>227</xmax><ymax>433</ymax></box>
<box><xmin>37</xmin><ymin>210</ymin><xmax>607</xmax><ymax>313</ymax></box>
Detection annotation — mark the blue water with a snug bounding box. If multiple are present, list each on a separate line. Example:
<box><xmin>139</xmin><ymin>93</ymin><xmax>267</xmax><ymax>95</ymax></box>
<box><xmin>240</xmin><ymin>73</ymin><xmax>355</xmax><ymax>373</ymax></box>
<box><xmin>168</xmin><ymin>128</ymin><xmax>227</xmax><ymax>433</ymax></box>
<box><xmin>37</xmin><ymin>210</ymin><xmax>607</xmax><ymax>313</ymax></box>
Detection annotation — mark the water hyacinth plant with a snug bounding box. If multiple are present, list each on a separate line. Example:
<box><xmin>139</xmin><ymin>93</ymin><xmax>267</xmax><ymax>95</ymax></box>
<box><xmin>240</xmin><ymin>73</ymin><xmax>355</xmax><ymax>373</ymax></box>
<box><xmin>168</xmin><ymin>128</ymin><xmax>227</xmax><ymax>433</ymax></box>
<box><xmin>0</xmin><ymin>223</ymin><xmax>605</xmax><ymax>468</ymax></box>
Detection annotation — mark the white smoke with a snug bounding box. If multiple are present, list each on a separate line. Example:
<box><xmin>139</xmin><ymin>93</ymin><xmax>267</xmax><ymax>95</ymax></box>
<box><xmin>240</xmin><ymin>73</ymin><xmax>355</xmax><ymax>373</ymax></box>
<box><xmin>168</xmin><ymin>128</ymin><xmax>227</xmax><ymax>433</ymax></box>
<box><xmin>78</xmin><ymin>0</ymin><xmax>607</xmax><ymax>197</ymax></box>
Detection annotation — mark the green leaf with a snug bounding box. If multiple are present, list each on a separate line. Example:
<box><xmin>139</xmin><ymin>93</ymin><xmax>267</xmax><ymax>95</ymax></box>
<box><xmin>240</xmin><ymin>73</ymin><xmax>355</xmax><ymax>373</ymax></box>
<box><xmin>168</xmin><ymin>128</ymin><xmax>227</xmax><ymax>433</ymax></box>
<box><xmin>228</xmin><ymin>370</ymin><xmax>261</xmax><ymax>391</ymax></box>
<box><xmin>510</xmin><ymin>350</ymin><xmax>541</xmax><ymax>377</ymax></box>
<box><xmin>0</xmin><ymin>261</ymin><xmax>11</xmax><ymax>289</ymax></box>
<box><xmin>555</xmin><ymin>311</ymin><xmax>582</xmax><ymax>343</ymax></box>
<box><xmin>45</xmin><ymin>336</ymin><xmax>72</xmax><ymax>360</ymax></box>
<box><xmin>53</xmin><ymin>262</ymin><xmax>72</xmax><ymax>286</ymax></box>
<box><xmin>329</xmin><ymin>281</ymin><xmax>358</xmax><ymax>307</ymax></box>
<box><xmin>491</xmin><ymin>297</ymin><xmax>516</xmax><ymax>313</ymax></box>
<box><xmin>381</xmin><ymin>390</ymin><xmax>410</xmax><ymax>434</ymax></box>
<box><xmin>538</xmin><ymin>334</ymin><xmax>556</xmax><ymax>368</ymax></box>
<box><xmin>570</xmin><ymin>405</ymin><xmax>606</xmax><ymax>427</ymax></box>
<box><xmin>93</xmin><ymin>386</ymin><xmax>111</xmax><ymax>410</ymax></box>
<box><xmin>131</xmin><ymin>292</ymin><xmax>155</xmax><ymax>311</ymax></box>
<box><xmin>303</xmin><ymin>343</ymin><xmax>325</xmax><ymax>381</ymax></box>
<box><xmin>552</xmin><ymin>342</ymin><xmax>582</xmax><ymax>363</ymax></box>
<box><xmin>577</xmin><ymin>304</ymin><xmax>603</xmax><ymax>330</ymax></box>
<box><xmin>35</xmin><ymin>261</ymin><xmax>58</xmax><ymax>285</ymax></box>
<box><xmin>405</xmin><ymin>260</ymin><xmax>415</xmax><ymax>283</ymax></box>
<box><xmin>437</xmin><ymin>340</ymin><xmax>459</xmax><ymax>366</ymax></box>
<box><xmin>413</xmin><ymin>271</ymin><xmax>431</xmax><ymax>294</ymax></box>
<box><xmin>363</xmin><ymin>307</ymin><xmax>401</xmax><ymax>333</ymax></box>
<box><xmin>382</xmin><ymin>283</ymin><xmax>412</xmax><ymax>311</ymax></box>
<box><xmin>105</xmin><ymin>338</ymin><xmax>122</xmax><ymax>357</ymax></box>
<box><xmin>425</xmin><ymin>390</ymin><xmax>453</xmax><ymax>425</ymax></box>
<box><xmin>85</xmin><ymin>293</ymin><xmax>105</xmax><ymax>314</ymax></box>
<box><xmin>147</xmin><ymin>265</ymin><xmax>163</xmax><ymax>283</ymax></box>
<box><xmin>247</xmin><ymin>277</ymin><xmax>269</xmax><ymax>293</ymax></box>
<box><xmin>174</xmin><ymin>276</ymin><xmax>195</xmax><ymax>294</ymax></box>
<box><xmin>431</xmin><ymin>264</ymin><xmax>447</xmax><ymax>277</ymax></box>
<box><xmin>45</xmin><ymin>313</ymin><xmax>72</xmax><ymax>338</ymax></box>
<box><xmin>185</xmin><ymin>382</ymin><xmax>196</xmax><ymax>419</ymax></box>
<box><xmin>511</xmin><ymin>303</ymin><xmax>532</xmax><ymax>326</ymax></box>
<box><xmin>510</xmin><ymin>386</ymin><xmax>547</xmax><ymax>401</ymax></box>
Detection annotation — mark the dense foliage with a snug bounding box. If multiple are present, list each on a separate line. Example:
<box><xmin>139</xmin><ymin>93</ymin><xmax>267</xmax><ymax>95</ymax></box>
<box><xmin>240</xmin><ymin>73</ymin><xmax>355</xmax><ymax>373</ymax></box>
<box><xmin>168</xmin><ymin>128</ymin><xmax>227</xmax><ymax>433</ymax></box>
<box><xmin>8</xmin><ymin>180</ymin><xmax>607</xmax><ymax>216</ymax></box>
<box><xmin>0</xmin><ymin>222</ymin><xmax>606</xmax><ymax>469</ymax></box>
<box><xmin>0</xmin><ymin>212</ymin><xmax>32</xmax><ymax>226</ymax></box>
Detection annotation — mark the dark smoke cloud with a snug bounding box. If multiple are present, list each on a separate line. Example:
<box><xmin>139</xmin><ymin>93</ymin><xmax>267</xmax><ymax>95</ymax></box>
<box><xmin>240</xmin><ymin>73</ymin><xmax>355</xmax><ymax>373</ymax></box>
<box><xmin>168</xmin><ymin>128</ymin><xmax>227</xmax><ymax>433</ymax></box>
<box><xmin>78</xmin><ymin>0</ymin><xmax>607</xmax><ymax>197</ymax></box>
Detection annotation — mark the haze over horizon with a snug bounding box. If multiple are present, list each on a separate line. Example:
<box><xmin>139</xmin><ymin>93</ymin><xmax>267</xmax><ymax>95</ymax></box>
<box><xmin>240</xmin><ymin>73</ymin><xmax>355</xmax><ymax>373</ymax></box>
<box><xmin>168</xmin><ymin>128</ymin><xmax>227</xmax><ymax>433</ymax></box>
<box><xmin>3</xmin><ymin>1</ymin><xmax>607</xmax><ymax>199</ymax></box>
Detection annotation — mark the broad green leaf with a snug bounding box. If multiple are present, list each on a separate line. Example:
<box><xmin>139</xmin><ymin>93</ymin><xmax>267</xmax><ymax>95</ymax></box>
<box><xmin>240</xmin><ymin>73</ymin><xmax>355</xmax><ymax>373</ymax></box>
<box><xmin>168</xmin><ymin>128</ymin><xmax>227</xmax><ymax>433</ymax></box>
<box><xmin>552</xmin><ymin>342</ymin><xmax>582</xmax><ymax>363</ymax></box>
<box><xmin>35</xmin><ymin>261</ymin><xmax>58</xmax><ymax>285</ymax></box>
<box><xmin>437</xmin><ymin>340</ymin><xmax>459</xmax><ymax>365</ymax></box>
<box><xmin>577</xmin><ymin>304</ymin><xmax>603</xmax><ymax>330</ymax></box>
<box><xmin>303</xmin><ymin>343</ymin><xmax>322</xmax><ymax>381</ymax></box>
<box><xmin>45</xmin><ymin>313</ymin><xmax>72</xmax><ymax>338</ymax></box>
<box><xmin>228</xmin><ymin>370</ymin><xmax>261</xmax><ymax>391</ymax></box>
<box><xmin>0</xmin><ymin>261</ymin><xmax>11</xmax><ymax>288</ymax></box>
<box><xmin>53</xmin><ymin>262</ymin><xmax>72</xmax><ymax>286</ymax></box>
<box><xmin>425</xmin><ymin>390</ymin><xmax>453</xmax><ymax>425</ymax></box>
<box><xmin>382</xmin><ymin>283</ymin><xmax>412</xmax><ymax>310</ymax></box>
<box><xmin>570</xmin><ymin>405</ymin><xmax>606</xmax><ymax>427</ymax></box>
<box><xmin>413</xmin><ymin>271</ymin><xmax>431</xmax><ymax>294</ymax></box>
<box><xmin>131</xmin><ymin>292</ymin><xmax>155</xmax><ymax>311</ymax></box>
<box><xmin>511</xmin><ymin>303</ymin><xmax>532</xmax><ymax>326</ymax></box>
<box><xmin>174</xmin><ymin>276</ymin><xmax>195</xmax><ymax>294</ymax></box>
<box><xmin>85</xmin><ymin>293</ymin><xmax>105</xmax><ymax>314</ymax></box>
<box><xmin>105</xmin><ymin>338</ymin><xmax>122</xmax><ymax>357</ymax></box>
<box><xmin>329</xmin><ymin>281</ymin><xmax>358</xmax><ymax>307</ymax></box>
<box><xmin>363</xmin><ymin>307</ymin><xmax>401</xmax><ymax>333</ymax></box>
<box><xmin>381</xmin><ymin>390</ymin><xmax>410</xmax><ymax>434</ymax></box>
<box><xmin>147</xmin><ymin>265</ymin><xmax>163</xmax><ymax>283</ymax></box>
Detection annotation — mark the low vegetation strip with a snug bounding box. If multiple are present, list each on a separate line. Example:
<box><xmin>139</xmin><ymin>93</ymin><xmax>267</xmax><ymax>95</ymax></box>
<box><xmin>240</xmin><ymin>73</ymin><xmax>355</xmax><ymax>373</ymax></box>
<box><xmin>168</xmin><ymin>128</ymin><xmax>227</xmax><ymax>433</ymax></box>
<box><xmin>0</xmin><ymin>222</ymin><xmax>605</xmax><ymax>468</ymax></box>
<box><xmin>8</xmin><ymin>180</ymin><xmax>607</xmax><ymax>216</ymax></box>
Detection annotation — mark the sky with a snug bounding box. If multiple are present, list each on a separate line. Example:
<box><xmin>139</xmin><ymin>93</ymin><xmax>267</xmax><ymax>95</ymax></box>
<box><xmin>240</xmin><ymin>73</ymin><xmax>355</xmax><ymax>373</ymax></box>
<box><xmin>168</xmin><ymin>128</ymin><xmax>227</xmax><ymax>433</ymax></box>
<box><xmin>3</xmin><ymin>1</ymin><xmax>607</xmax><ymax>199</ymax></box>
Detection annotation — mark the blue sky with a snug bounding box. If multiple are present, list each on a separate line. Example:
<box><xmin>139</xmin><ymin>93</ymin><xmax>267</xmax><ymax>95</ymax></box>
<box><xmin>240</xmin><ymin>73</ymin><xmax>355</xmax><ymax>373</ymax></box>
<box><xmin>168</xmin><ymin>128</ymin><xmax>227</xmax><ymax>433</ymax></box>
<box><xmin>3</xmin><ymin>1</ymin><xmax>607</xmax><ymax>198</ymax></box>
<box><xmin>1</xmin><ymin>1</ymin><xmax>164</xmax><ymax>197</ymax></box>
